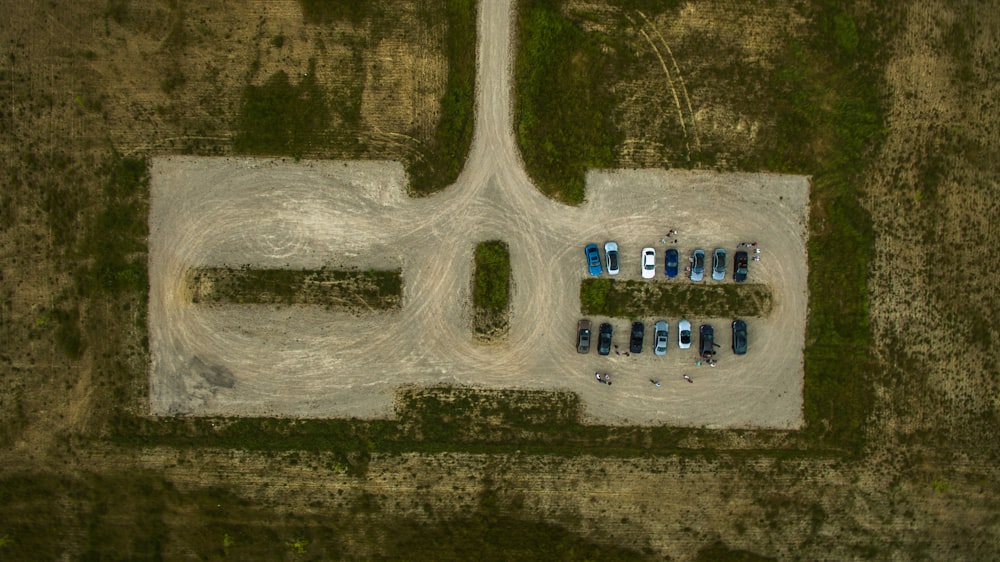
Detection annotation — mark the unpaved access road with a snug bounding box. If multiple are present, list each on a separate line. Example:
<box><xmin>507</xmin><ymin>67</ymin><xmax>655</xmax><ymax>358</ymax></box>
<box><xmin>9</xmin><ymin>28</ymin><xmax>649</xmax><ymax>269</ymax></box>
<box><xmin>149</xmin><ymin>0</ymin><xmax>809</xmax><ymax>427</ymax></box>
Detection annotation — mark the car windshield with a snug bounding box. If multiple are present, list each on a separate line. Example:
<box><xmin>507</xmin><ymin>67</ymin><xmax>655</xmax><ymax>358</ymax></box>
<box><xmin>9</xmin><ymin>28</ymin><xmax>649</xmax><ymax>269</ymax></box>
<box><xmin>681</xmin><ymin>332</ymin><xmax>690</xmax><ymax>343</ymax></box>
<box><xmin>609</xmin><ymin>253</ymin><xmax>618</xmax><ymax>269</ymax></box>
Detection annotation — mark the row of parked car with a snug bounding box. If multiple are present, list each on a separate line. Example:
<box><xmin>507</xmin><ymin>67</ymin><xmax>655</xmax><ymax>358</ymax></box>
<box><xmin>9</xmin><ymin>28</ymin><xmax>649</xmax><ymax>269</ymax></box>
<box><xmin>584</xmin><ymin>243</ymin><xmax>749</xmax><ymax>282</ymax></box>
<box><xmin>577</xmin><ymin>319</ymin><xmax>748</xmax><ymax>356</ymax></box>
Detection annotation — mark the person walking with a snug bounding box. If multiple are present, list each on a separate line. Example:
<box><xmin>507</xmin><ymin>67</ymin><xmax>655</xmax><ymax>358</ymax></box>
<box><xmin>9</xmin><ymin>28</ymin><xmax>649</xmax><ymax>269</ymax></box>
<box><xmin>683</xmin><ymin>374</ymin><xmax>693</xmax><ymax>383</ymax></box>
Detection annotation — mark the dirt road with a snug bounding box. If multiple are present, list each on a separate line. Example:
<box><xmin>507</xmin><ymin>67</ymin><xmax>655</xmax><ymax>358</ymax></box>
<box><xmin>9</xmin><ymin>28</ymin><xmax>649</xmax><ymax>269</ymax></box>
<box><xmin>149</xmin><ymin>0</ymin><xmax>809</xmax><ymax>427</ymax></box>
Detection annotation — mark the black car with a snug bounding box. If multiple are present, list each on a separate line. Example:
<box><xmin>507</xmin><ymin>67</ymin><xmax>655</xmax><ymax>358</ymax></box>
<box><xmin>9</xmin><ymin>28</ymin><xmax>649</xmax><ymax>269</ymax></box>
<box><xmin>577</xmin><ymin>319</ymin><xmax>592</xmax><ymax>354</ymax></box>
<box><xmin>733</xmin><ymin>251</ymin><xmax>749</xmax><ymax>282</ymax></box>
<box><xmin>630</xmin><ymin>321</ymin><xmax>645</xmax><ymax>354</ymax></box>
<box><xmin>732</xmin><ymin>319</ymin><xmax>748</xmax><ymax>355</ymax></box>
<box><xmin>598</xmin><ymin>323</ymin><xmax>613</xmax><ymax>356</ymax></box>
<box><xmin>699</xmin><ymin>324</ymin><xmax>715</xmax><ymax>358</ymax></box>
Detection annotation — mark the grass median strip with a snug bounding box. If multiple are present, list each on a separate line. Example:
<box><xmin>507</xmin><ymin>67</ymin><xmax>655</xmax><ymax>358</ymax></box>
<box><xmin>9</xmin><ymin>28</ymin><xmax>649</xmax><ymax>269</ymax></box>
<box><xmin>473</xmin><ymin>240</ymin><xmax>511</xmax><ymax>338</ymax></box>
<box><xmin>189</xmin><ymin>267</ymin><xmax>402</xmax><ymax>310</ymax></box>
<box><xmin>580</xmin><ymin>279</ymin><xmax>772</xmax><ymax>318</ymax></box>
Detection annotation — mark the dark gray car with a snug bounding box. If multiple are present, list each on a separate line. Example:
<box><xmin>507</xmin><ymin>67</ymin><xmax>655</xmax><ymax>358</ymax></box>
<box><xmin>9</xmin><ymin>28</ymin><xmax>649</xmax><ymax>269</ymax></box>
<box><xmin>732</xmin><ymin>319</ymin><xmax>747</xmax><ymax>355</ymax></box>
<box><xmin>699</xmin><ymin>324</ymin><xmax>715</xmax><ymax>358</ymax></box>
<box><xmin>577</xmin><ymin>319</ymin><xmax>592</xmax><ymax>353</ymax></box>
<box><xmin>598</xmin><ymin>323</ymin><xmax>613</xmax><ymax>356</ymax></box>
<box><xmin>630</xmin><ymin>322</ymin><xmax>645</xmax><ymax>354</ymax></box>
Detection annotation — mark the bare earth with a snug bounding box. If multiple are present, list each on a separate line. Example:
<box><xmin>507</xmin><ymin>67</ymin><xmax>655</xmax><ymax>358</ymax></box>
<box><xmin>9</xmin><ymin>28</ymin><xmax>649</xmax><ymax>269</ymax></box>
<box><xmin>149</xmin><ymin>0</ymin><xmax>809</xmax><ymax>428</ymax></box>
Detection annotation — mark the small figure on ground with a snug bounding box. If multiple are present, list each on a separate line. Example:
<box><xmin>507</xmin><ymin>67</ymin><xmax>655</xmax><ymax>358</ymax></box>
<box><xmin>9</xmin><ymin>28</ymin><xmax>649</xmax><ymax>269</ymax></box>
<box><xmin>753</xmin><ymin>256</ymin><xmax>760</xmax><ymax>262</ymax></box>
<box><xmin>755</xmin><ymin>248</ymin><xmax>761</xmax><ymax>254</ymax></box>
<box><xmin>651</xmin><ymin>379</ymin><xmax>661</xmax><ymax>387</ymax></box>
<box><xmin>596</xmin><ymin>372</ymin><xmax>602</xmax><ymax>382</ymax></box>
<box><xmin>624</xmin><ymin>351</ymin><xmax>630</xmax><ymax>357</ymax></box>
<box><xmin>683</xmin><ymin>374</ymin><xmax>693</xmax><ymax>383</ymax></box>
<box><xmin>603</xmin><ymin>373</ymin><xmax>611</xmax><ymax>384</ymax></box>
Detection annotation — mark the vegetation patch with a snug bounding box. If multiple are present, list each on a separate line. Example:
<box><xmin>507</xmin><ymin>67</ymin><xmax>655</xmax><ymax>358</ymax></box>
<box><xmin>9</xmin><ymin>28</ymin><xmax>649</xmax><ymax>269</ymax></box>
<box><xmin>233</xmin><ymin>61</ymin><xmax>330</xmax><ymax>159</ymax></box>
<box><xmin>407</xmin><ymin>0</ymin><xmax>477</xmax><ymax>195</ymax></box>
<box><xmin>395</xmin><ymin>386</ymin><xmax>582</xmax><ymax>443</ymax></box>
<box><xmin>189</xmin><ymin>267</ymin><xmax>402</xmax><ymax>311</ymax></box>
<box><xmin>580</xmin><ymin>279</ymin><xmax>772</xmax><ymax>318</ymax></box>
<box><xmin>472</xmin><ymin>240</ymin><xmax>511</xmax><ymax>339</ymax></box>
<box><xmin>113</xmin><ymin>386</ymin><xmax>818</xmax><ymax>458</ymax></box>
<box><xmin>515</xmin><ymin>0</ymin><xmax>621</xmax><ymax>203</ymax></box>
<box><xmin>250</xmin><ymin>0</ymin><xmax>476</xmax><ymax>195</ymax></box>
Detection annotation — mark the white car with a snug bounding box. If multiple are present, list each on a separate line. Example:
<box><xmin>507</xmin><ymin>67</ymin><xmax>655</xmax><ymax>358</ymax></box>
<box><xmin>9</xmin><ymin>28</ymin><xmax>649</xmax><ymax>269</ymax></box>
<box><xmin>604</xmin><ymin>241</ymin><xmax>619</xmax><ymax>275</ymax></box>
<box><xmin>678</xmin><ymin>319</ymin><xmax>692</xmax><ymax>349</ymax></box>
<box><xmin>641</xmin><ymin>247</ymin><xmax>656</xmax><ymax>279</ymax></box>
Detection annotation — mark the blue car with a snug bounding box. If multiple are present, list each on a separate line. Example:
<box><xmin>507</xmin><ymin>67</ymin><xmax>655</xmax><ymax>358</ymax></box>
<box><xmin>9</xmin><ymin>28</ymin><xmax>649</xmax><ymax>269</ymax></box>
<box><xmin>584</xmin><ymin>244</ymin><xmax>602</xmax><ymax>276</ymax></box>
<box><xmin>664</xmin><ymin>248</ymin><xmax>679</xmax><ymax>278</ymax></box>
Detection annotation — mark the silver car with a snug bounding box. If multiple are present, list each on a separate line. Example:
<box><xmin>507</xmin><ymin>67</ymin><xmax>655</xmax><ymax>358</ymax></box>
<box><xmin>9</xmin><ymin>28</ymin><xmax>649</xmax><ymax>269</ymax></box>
<box><xmin>712</xmin><ymin>248</ymin><xmax>726</xmax><ymax>281</ymax></box>
<box><xmin>653</xmin><ymin>320</ymin><xmax>669</xmax><ymax>355</ymax></box>
<box><xmin>690</xmin><ymin>250</ymin><xmax>705</xmax><ymax>282</ymax></box>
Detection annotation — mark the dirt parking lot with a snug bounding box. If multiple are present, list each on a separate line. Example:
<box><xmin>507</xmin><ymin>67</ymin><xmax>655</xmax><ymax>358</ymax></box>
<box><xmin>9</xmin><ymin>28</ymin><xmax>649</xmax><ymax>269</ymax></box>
<box><xmin>149</xmin><ymin>0</ymin><xmax>809</xmax><ymax>428</ymax></box>
<box><xmin>149</xmin><ymin>157</ymin><xmax>807</xmax><ymax>428</ymax></box>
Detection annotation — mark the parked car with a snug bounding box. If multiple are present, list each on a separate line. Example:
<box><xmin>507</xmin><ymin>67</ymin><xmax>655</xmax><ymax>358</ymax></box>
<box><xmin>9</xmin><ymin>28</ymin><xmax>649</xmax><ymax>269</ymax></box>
<box><xmin>604</xmin><ymin>241</ymin><xmax>620</xmax><ymax>275</ymax></box>
<box><xmin>732</xmin><ymin>319</ymin><xmax>747</xmax><ymax>355</ymax></box>
<box><xmin>733</xmin><ymin>251</ymin><xmax>749</xmax><ymax>282</ymax></box>
<box><xmin>678</xmin><ymin>319</ymin><xmax>692</xmax><ymax>349</ymax></box>
<box><xmin>577</xmin><ymin>319</ymin><xmax>592</xmax><ymax>353</ymax></box>
<box><xmin>690</xmin><ymin>249</ymin><xmax>705</xmax><ymax>281</ymax></box>
<box><xmin>699</xmin><ymin>324</ymin><xmax>715</xmax><ymax>358</ymax></box>
<box><xmin>630</xmin><ymin>321</ymin><xmax>645</xmax><ymax>353</ymax></box>
<box><xmin>641</xmin><ymin>247</ymin><xmax>656</xmax><ymax>279</ymax></box>
<box><xmin>664</xmin><ymin>248</ymin><xmax>679</xmax><ymax>278</ymax></box>
<box><xmin>653</xmin><ymin>320</ymin><xmax>669</xmax><ymax>355</ymax></box>
<box><xmin>598</xmin><ymin>323</ymin><xmax>613</xmax><ymax>356</ymax></box>
<box><xmin>585</xmin><ymin>243</ymin><xmax>602</xmax><ymax>276</ymax></box>
<box><xmin>712</xmin><ymin>248</ymin><xmax>727</xmax><ymax>281</ymax></box>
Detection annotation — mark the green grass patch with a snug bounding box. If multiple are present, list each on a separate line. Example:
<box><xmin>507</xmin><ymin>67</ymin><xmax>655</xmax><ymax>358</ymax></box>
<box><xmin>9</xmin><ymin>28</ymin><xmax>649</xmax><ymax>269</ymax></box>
<box><xmin>580</xmin><ymin>279</ymin><xmax>772</xmax><ymax>318</ymax></box>
<box><xmin>233</xmin><ymin>61</ymin><xmax>330</xmax><ymax>159</ymax></box>
<box><xmin>784</xmin><ymin>3</ymin><xmax>885</xmax><ymax>451</ymax></box>
<box><xmin>189</xmin><ymin>267</ymin><xmax>402</xmax><ymax>310</ymax></box>
<box><xmin>472</xmin><ymin>240</ymin><xmax>511</xmax><ymax>338</ymax></box>
<box><xmin>515</xmin><ymin>0</ymin><xmax>621</xmax><ymax>203</ymax></box>
<box><xmin>407</xmin><ymin>0</ymin><xmax>477</xmax><ymax>195</ymax></box>
<box><xmin>78</xmin><ymin>155</ymin><xmax>149</xmax><ymax>297</ymax></box>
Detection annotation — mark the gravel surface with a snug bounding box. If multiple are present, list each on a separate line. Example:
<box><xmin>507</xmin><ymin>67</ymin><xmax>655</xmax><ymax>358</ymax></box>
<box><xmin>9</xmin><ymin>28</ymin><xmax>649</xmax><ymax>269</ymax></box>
<box><xmin>149</xmin><ymin>0</ymin><xmax>809</xmax><ymax>428</ymax></box>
